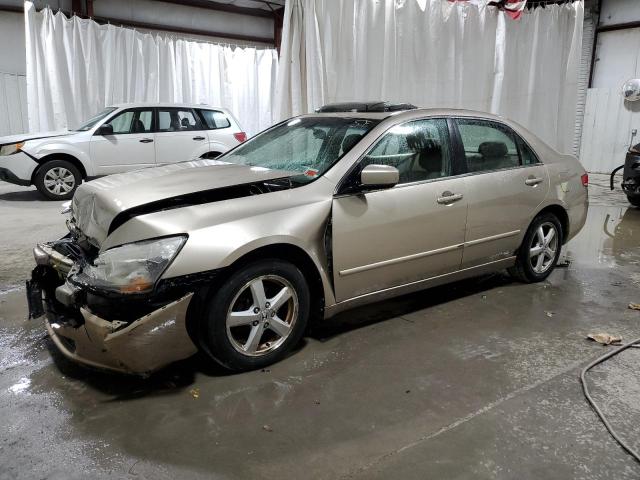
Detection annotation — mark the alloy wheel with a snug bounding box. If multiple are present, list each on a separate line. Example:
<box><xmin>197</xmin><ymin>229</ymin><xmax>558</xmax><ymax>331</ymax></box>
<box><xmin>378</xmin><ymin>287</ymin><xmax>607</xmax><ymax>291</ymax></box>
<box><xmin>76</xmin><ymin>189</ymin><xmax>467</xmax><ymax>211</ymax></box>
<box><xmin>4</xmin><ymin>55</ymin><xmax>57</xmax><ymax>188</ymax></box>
<box><xmin>225</xmin><ymin>275</ymin><xmax>299</xmax><ymax>357</ymax></box>
<box><xmin>43</xmin><ymin>167</ymin><xmax>75</xmax><ymax>196</ymax></box>
<box><xmin>528</xmin><ymin>221</ymin><xmax>558</xmax><ymax>274</ymax></box>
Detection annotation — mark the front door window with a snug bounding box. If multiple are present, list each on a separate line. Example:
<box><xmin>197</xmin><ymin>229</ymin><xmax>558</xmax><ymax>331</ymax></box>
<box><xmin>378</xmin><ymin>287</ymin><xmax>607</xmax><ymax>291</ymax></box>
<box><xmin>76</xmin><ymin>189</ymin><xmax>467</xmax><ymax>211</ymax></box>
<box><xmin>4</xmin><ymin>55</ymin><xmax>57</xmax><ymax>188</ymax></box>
<box><xmin>360</xmin><ymin>118</ymin><xmax>452</xmax><ymax>184</ymax></box>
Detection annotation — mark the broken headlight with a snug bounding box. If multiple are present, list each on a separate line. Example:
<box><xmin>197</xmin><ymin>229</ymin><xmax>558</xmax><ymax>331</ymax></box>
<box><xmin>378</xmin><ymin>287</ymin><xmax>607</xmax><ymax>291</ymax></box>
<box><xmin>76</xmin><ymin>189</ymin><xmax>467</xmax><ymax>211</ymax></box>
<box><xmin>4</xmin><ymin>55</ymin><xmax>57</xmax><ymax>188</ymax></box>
<box><xmin>72</xmin><ymin>236</ymin><xmax>186</xmax><ymax>294</ymax></box>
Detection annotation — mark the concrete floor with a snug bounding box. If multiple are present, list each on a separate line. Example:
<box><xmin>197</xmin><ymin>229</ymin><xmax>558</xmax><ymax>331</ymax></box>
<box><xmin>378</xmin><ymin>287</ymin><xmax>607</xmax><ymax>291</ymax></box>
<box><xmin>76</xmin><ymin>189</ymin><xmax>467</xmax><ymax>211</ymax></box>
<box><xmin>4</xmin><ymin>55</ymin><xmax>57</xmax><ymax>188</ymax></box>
<box><xmin>1</xmin><ymin>175</ymin><xmax>639</xmax><ymax>479</ymax></box>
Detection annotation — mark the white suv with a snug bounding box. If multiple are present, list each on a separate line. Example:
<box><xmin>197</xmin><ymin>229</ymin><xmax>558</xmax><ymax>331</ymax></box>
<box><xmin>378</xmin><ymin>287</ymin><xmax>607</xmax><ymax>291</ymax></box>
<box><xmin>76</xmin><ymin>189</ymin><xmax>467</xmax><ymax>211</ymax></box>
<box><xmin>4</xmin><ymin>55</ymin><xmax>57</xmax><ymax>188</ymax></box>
<box><xmin>0</xmin><ymin>103</ymin><xmax>246</xmax><ymax>199</ymax></box>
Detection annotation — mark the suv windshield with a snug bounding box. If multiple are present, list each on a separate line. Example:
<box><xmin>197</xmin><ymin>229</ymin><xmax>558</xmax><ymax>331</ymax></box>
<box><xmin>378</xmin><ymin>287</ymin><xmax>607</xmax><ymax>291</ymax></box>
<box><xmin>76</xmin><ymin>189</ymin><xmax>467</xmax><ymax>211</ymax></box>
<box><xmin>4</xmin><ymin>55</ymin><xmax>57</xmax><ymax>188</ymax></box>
<box><xmin>74</xmin><ymin>107</ymin><xmax>118</xmax><ymax>131</ymax></box>
<box><xmin>222</xmin><ymin>117</ymin><xmax>380</xmax><ymax>182</ymax></box>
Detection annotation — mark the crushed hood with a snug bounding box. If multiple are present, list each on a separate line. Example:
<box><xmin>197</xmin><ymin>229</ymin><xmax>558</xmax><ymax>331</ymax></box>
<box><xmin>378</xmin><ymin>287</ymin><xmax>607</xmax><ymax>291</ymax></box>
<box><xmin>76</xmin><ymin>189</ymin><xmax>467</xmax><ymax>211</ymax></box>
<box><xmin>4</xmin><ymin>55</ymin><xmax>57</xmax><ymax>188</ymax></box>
<box><xmin>72</xmin><ymin>159</ymin><xmax>298</xmax><ymax>247</ymax></box>
<box><xmin>0</xmin><ymin>130</ymin><xmax>71</xmax><ymax>146</ymax></box>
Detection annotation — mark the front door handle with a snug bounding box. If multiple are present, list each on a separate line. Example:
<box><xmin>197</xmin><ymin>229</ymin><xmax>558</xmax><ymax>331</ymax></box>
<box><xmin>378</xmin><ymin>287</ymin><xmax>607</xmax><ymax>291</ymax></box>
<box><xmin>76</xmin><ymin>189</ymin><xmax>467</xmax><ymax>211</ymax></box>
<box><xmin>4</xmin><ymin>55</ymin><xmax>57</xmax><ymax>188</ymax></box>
<box><xmin>139</xmin><ymin>138</ymin><xmax>154</xmax><ymax>143</ymax></box>
<box><xmin>437</xmin><ymin>191</ymin><xmax>464</xmax><ymax>205</ymax></box>
<box><xmin>525</xmin><ymin>176</ymin><xmax>544</xmax><ymax>186</ymax></box>
<box><xmin>193</xmin><ymin>136</ymin><xmax>206</xmax><ymax>141</ymax></box>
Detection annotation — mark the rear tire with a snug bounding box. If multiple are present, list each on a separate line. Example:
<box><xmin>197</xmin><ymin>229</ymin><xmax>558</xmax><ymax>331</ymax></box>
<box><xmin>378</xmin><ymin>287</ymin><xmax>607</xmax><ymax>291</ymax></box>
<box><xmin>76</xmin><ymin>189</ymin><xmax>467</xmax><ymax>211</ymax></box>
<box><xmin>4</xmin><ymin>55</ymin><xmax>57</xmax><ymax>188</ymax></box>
<box><xmin>34</xmin><ymin>159</ymin><xmax>81</xmax><ymax>200</ymax></box>
<box><xmin>627</xmin><ymin>195</ymin><xmax>640</xmax><ymax>207</ymax></box>
<box><xmin>200</xmin><ymin>259</ymin><xmax>310</xmax><ymax>371</ymax></box>
<box><xmin>508</xmin><ymin>212</ymin><xmax>563</xmax><ymax>283</ymax></box>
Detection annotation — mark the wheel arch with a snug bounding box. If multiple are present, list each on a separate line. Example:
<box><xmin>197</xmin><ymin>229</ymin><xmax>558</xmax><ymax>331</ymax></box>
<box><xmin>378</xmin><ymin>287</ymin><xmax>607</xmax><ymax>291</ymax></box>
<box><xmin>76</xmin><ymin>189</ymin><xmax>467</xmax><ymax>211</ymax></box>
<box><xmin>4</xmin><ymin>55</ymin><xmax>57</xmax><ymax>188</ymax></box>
<box><xmin>226</xmin><ymin>243</ymin><xmax>326</xmax><ymax>322</ymax></box>
<box><xmin>200</xmin><ymin>151</ymin><xmax>223</xmax><ymax>159</ymax></box>
<box><xmin>185</xmin><ymin>242</ymin><xmax>328</xmax><ymax>351</ymax></box>
<box><xmin>535</xmin><ymin>204</ymin><xmax>570</xmax><ymax>244</ymax></box>
<box><xmin>31</xmin><ymin>153</ymin><xmax>88</xmax><ymax>182</ymax></box>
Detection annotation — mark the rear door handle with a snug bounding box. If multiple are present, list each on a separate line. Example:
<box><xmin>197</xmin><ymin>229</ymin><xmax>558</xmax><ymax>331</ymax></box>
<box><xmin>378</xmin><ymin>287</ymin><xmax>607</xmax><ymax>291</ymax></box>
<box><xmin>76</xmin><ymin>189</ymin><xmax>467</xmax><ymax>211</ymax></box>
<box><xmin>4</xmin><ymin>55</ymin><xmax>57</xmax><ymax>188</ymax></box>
<box><xmin>525</xmin><ymin>177</ymin><xmax>544</xmax><ymax>186</ymax></box>
<box><xmin>437</xmin><ymin>191</ymin><xmax>464</xmax><ymax>205</ymax></box>
<box><xmin>193</xmin><ymin>136</ymin><xmax>206</xmax><ymax>141</ymax></box>
<box><xmin>139</xmin><ymin>138</ymin><xmax>153</xmax><ymax>143</ymax></box>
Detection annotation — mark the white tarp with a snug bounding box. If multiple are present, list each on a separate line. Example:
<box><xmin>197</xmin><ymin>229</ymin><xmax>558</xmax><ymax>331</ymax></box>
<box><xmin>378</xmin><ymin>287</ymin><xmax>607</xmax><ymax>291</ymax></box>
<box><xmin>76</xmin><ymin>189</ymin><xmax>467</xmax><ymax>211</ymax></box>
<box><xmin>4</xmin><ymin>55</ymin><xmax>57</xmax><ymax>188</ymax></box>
<box><xmin>275</xmin><ymin>0</ymin><xmax>583</xmax><ymax>154</ymax></box>
<box><xmin>24</xmin><ymin>2</ymin><xmax>278</xmax><ymax>136</ymax></box>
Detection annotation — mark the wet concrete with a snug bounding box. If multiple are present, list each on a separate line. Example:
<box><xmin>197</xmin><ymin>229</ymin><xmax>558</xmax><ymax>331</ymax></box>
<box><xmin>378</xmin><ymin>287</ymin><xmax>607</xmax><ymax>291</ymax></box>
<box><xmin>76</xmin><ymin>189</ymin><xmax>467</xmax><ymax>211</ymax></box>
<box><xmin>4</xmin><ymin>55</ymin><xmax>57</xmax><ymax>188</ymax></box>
<box><xmin>1</xmin><ymin>176</ymin><xmax>640</xmax><ymax>479</ymax></box>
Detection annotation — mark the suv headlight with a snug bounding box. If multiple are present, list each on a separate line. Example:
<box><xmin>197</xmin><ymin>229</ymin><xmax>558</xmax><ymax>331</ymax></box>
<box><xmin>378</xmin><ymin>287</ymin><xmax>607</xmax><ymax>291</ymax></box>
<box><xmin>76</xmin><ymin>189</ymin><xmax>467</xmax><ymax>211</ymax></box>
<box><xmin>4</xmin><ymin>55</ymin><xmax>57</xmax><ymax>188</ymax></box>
<box><xmin>0</xmin><ymin>142</ymin><xmax>24</xmax><ymax>156</ymax></box>
<box><xmin>72</xmin><ymin>236</ymin><xmax>186</xmax><ymax>294</ymax></box>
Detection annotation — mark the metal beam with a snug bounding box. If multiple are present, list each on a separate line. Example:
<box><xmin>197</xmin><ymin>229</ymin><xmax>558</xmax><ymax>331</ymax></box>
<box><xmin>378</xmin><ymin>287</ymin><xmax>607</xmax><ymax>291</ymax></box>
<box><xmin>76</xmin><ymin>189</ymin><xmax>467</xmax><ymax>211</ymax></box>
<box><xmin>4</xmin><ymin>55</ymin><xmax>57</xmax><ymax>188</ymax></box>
<box><xmin>597</xmin><ymin>20</ymin><xmax>640</xmax><ymax>33</ymax></box>
<box><xmin>588</xmin><ymin>0</ymin><xmax>603</xmax><ymax>88</ymax></box>
<box><xmin>273</xmin><ymin>7</ymin><xmax>283</xmax><ymax>54</ymax></box>
<box><xmin>1</xmin><ymin>6</ymin><xmax>274</xmax><ymax>45</ymax></box>
<box><xmin>89</xmin><ymin>14</ymin><xmax>275</xmax><ymax>44</ymax></box>
<box><xmin>72</xmin><ymin>0</ymin><xmax>83</xmax><ymax>16</ymax></box>
<box><xmin>152</xmin><ymin>0</ymin><xmax>276</xmax><ymax>18</ymax></box>
<box><xmin>0</xmin><ymin>5</ymin><xmax>22</xmax><ymax>14</ymax></box>
<box><xmin>86</xmin><ymin>0</ymin><xmax>94</xmax><ymax>18</ymax></box>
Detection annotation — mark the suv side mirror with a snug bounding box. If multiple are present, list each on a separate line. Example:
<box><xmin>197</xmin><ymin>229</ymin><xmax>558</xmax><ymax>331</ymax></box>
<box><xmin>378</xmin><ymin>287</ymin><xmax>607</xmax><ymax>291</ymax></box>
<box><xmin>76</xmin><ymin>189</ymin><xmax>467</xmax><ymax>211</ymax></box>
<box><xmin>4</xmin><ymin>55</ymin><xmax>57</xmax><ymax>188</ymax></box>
<box><xmin>96</xmin><ymin>123</ymin><xmax>113</xmax><ymax>136</ymax></box>
<box><xmin>360</xmin><ymin>164</ymin><xmax>399</xmax><ymax>189</ymax></box>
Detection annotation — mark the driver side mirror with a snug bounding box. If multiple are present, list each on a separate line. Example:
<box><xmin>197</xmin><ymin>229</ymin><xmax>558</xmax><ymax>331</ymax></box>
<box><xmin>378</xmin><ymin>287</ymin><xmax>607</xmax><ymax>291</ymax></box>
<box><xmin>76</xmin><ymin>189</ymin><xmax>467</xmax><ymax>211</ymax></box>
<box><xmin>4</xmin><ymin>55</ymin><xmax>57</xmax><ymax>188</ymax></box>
<box><xmin>96</xmin><ymin>123</ymin><xmax>113</xmax><ymax>136</ymax></box>
<box><xmin>360</xmin><ymin>164</ymin><xmax>399</xmax><ymax>189</ymax></box>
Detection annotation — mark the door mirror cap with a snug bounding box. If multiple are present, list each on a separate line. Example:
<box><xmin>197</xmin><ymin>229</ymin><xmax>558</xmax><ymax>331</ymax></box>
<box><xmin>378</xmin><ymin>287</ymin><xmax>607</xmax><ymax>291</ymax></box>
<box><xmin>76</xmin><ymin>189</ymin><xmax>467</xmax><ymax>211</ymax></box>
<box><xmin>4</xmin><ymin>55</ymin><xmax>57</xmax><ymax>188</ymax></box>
<box><xmin>96</xmin><ymin>123</ymin><xmax>113</xmax><ymax>136</ymax></box>
<box><xmin>360</xmin><ymin>164</ymin><xmax>399</xmax><ymax>189</ymax></box>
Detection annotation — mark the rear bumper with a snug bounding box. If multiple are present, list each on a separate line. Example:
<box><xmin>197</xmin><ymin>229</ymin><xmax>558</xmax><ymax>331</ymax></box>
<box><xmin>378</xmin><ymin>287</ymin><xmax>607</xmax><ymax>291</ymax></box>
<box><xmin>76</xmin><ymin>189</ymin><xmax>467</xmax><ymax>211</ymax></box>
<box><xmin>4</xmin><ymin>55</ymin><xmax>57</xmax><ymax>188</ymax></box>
<box><xmin>566</xmin><ymin>194</ymin><xmax>588</xmax><ymax>243</ymax></box>
<box><xmin>29</xmin><ymin>242</ymin><xmax>199</xmax><ymax>376</ymax></box>
<box><xmin>0</xmin><ymin>151</ymin><xmax>37</xmax><ymax>185</ymax></box>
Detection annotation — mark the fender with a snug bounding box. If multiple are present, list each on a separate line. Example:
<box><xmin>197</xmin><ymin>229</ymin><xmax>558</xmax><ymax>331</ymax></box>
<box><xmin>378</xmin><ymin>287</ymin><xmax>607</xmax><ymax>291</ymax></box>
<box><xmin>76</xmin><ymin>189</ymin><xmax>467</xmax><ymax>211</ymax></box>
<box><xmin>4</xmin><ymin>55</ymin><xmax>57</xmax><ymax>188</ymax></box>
<box><xmin>207</xmin><ymin>140</ymin><xmax>234</xmax><ymax>156</ymax></box>
<box><xmin>25</xmin><ymin>141</ymin><xmax>95</xmax><ymax>177</ymax></box>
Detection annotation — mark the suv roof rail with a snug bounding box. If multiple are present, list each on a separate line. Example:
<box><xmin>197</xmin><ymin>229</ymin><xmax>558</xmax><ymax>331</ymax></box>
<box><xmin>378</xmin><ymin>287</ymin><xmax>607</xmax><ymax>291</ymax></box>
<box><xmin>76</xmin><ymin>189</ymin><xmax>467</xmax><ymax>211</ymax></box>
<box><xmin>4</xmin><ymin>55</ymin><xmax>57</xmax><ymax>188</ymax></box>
<box><xmin>316</xmin><ymin>101</ymin><xmax>418</xmax><ymax>113</ymax></box>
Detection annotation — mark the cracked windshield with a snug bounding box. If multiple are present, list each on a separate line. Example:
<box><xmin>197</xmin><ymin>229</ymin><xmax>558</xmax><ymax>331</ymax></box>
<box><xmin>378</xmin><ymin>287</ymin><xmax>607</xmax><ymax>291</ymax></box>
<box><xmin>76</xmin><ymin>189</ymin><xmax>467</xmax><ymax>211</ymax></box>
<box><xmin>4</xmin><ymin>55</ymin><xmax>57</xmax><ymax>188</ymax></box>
<box><xmin>221</xmin><ymin>117</ymin><xmax>380</xmax><ymax>182</ymax></box>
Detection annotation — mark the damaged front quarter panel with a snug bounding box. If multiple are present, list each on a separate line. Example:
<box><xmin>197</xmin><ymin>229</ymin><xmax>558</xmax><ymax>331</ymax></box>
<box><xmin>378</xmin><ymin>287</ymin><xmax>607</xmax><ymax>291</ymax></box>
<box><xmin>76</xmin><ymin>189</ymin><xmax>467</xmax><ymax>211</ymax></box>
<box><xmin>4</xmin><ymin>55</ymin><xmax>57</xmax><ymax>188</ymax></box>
<box><xmin>30</xmin><ymin>237</ymin><xmax>203</xmax><ymax>375</ymax></box>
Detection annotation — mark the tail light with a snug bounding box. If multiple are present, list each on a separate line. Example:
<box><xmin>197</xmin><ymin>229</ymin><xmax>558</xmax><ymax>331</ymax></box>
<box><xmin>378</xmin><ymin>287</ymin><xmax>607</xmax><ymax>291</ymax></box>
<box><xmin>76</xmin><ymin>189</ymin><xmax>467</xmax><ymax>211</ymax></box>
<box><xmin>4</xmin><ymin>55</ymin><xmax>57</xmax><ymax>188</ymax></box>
<box><xmin>234</xmin><ymin>132</ymin><xmax>247</xmax><ymax>143</ymax></box>
<box><xmin>581</xmin><ymin>173</ymin><xmax>589</xmax><ymax>186</ymax></box>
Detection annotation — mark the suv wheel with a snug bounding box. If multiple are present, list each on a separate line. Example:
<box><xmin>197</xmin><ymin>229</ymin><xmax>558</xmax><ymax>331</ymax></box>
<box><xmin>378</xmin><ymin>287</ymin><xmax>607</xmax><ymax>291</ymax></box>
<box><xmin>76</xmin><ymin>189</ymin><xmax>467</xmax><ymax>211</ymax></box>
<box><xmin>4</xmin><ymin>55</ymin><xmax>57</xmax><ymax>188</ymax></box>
<box><xmin>200</xmin><ymin>259</ymin><xmax>310</xmax><ymax>371</ymax></box>
<box><xmin>34</xmin><ymin>160</ymin><xmax>81</xmax><ymax>200</ymax></box>
<box><xmin>508</xmin><ymin>212</ymin><xmax>563</xmax><ymax>283</ymax></box>
<box><xmin>627</xmin><ymin>195</ymin><xmax>640</xmax><ymax>207</ymax></box>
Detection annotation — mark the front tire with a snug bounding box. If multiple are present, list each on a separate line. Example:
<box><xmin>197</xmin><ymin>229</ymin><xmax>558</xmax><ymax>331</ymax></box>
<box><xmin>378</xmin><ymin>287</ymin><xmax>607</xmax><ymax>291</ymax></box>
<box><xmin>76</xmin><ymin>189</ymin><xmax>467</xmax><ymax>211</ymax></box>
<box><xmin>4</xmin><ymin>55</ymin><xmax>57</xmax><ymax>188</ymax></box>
<box><xmin>509</xmin><ymin>212</ymin><xmax>563</xmax><ymax>283</ymax></box>
<box><xmin>200</xmin><ymin>259</ymin><xmax>310</xmax><ymax>371</ymax></box>
<box><xmin>34</xmin><ymin>159</ymin><xmax>81</xmax><ymax>200</ymax></box>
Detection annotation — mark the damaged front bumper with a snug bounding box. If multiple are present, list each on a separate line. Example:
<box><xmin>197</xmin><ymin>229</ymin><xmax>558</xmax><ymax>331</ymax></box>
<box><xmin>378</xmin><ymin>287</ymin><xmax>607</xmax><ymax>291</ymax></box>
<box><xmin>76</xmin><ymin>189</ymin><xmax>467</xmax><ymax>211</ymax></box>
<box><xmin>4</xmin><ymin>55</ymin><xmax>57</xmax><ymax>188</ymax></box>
<box><xmin>27</xmin><ymin>241</ymin><xmax>200</xmax><ymax>375</ymax></box>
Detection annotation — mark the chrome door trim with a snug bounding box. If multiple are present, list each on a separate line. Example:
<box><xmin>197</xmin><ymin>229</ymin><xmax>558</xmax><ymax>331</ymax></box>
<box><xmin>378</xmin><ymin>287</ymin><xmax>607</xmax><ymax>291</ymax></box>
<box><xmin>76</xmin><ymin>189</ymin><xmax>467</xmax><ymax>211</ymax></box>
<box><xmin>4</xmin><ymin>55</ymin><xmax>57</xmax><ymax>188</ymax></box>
<box><xmin>464</xmin><ymin>229</ymin><xmax>521</xmax><ymax>247</ymax></box>
<box><xmin>325</xmin><ymin>256</ymin><xmax>517</xmax><ymax>318</ymax></box>
<box><xmin>339</xmin><ymin>243</ymin><xmax>464</xmax><ymax>277</ymax></box>
<box><xmin>338</xmin><ymin>229</ymin><xmax>520</xmax><ymax>277</ymax></box>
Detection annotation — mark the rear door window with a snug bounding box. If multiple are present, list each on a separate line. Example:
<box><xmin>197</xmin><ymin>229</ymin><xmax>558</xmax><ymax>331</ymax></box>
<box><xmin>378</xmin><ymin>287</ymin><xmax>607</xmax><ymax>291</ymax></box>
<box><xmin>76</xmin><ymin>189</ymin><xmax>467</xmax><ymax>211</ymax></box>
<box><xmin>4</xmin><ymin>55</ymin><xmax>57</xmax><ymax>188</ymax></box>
<box><xmin>157</xmin><ymin>108</ymin><xmax>202</xmax><ymax>132</ymax></box>
<box><xmin>456</xmin><ymin>119</ymin><xmax>520</xmax><ymax>173</ymax></box>
<box><xmin>517</xmin><ymin>137</ymin><xmax>540</xmax><ymax>165</ymax></box>
<box><xmin>198</xmin><ymin>109</ymin><xmax>231</xmax><ymax>130</ymax></box>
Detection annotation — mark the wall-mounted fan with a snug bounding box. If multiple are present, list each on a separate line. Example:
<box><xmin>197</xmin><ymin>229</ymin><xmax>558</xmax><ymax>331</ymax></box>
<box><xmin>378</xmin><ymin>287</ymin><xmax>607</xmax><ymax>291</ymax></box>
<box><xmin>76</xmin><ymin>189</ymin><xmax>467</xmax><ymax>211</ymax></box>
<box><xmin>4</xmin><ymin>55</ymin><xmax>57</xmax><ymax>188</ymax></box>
<box><xmin>622</xmin><ymin>78</ymin><xmax>640</xmax><ymax>102</ymax></box>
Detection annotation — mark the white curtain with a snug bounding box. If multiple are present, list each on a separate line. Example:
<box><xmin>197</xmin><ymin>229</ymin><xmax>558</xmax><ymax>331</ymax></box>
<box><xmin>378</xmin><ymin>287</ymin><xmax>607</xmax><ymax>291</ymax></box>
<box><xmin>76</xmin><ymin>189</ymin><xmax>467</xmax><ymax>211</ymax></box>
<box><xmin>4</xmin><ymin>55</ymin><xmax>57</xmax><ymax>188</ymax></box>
<box><xmin>275</xmin><ymin>0</ymin><xmax>583</xmax><ymax>154</ymax></box>
<box><xmin>24</xmin><ymin>2</ymin><xmax>278</xmax><ymax>136</ymax></box>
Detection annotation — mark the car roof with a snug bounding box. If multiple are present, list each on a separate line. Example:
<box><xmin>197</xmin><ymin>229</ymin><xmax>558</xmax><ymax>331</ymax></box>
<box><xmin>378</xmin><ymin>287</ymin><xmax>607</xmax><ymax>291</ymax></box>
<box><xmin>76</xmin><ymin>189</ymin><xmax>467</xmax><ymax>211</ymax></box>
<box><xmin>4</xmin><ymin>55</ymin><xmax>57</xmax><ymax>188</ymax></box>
<box><xmin>109</xmin><ymin>102</ymin><xmax>229</xmax><ymax>110</ymax></box>
<box><xmin>316</xmin><ymin>101</ymin><xmax>418</xmax><ymax>113</ymax></box>
<box><xmin>305</xmin><ymin>108</ymin><xmax>509</xmax><ymax>122</ymax></box>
